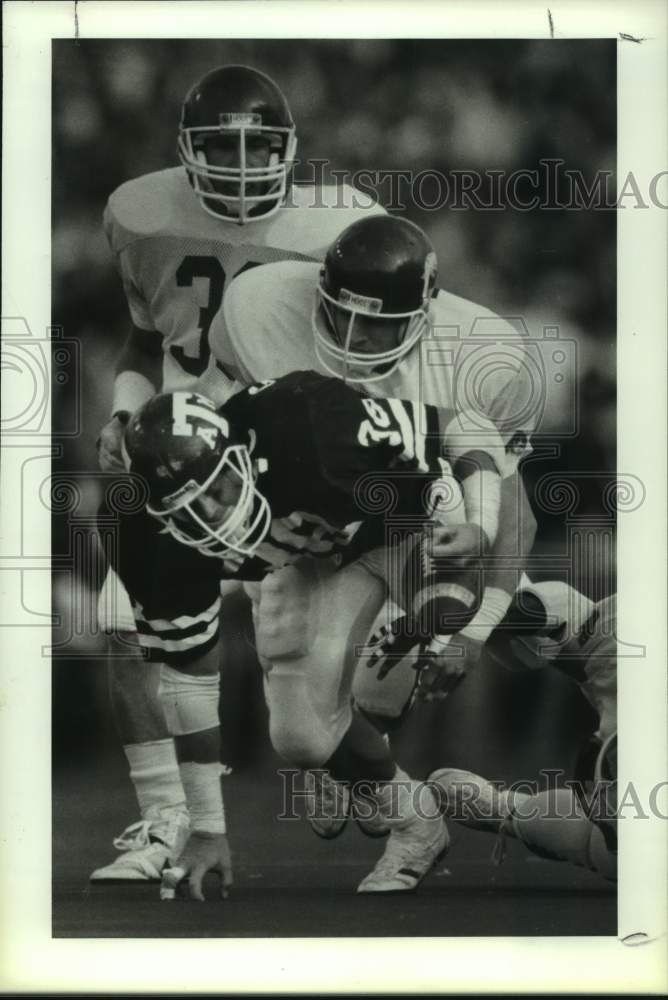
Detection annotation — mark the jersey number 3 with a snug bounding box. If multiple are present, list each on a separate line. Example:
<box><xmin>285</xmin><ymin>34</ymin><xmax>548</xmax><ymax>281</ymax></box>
<box><xmin>170</xmin><ymin>256</ymin><xmax>225</xmax><ymax>377</ymax></box>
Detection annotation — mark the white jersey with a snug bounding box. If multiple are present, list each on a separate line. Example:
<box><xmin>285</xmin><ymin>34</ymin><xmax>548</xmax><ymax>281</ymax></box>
<box><xmin>104</xmin><ymin>168</ymin><xmax>385</xmax><ymax>391</ymax></box>
<box><xmin>209</xmin><ymin>260</ymin><xmax>537</xmax><ymax>477</ymax></box>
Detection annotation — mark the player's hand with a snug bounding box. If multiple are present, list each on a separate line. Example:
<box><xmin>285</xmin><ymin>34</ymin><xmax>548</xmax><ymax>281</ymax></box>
<box><xmin>430</xmin><ymin>523</ymin><xmax>488</xmax><ymax>567</ymax></box>
<box><xmin>96</xmin><ymin>412</ymin><xmax>130</xmax><ymax>472</ymax></box>
<box><xmin>160</xmin><ymin>831</ymin><xmax>233</xmax><ymax>902</ymax></box>
<box><xmin>366</xmin><ymin>612</ymin><xmax>424</xmax><ymax>681</ymax></box>
<box><xmin>416</xmin><ymin>632</ymin><xmax>484</xmax><ymax>701</ymax></box>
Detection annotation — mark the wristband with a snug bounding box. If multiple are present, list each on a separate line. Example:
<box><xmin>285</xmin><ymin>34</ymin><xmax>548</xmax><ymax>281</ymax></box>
<box><xmin>179</xmin><ymin>761</ymin><xmax>226</xmax><ymax>835</ymax></box>
<box><xmin>460</xmin><ymin>587</ymin><xmax>514</xmax><ymax>644</ymax></box>
<box><xmin>462</xmin><ymin>470</ymin><xmax>501</xmax><ymax>549</ymax></box>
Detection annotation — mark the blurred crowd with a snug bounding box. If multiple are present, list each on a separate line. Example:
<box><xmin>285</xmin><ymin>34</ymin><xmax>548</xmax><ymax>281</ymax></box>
<box><xmin>51</xmin><ymin>39</ymin><xmax>617</xmax><ymax>671</ymax></box>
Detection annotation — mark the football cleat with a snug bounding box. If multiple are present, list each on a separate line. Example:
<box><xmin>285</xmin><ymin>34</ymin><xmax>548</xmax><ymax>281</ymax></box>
<box><xmin>89</xmin><ymin>811</ymin><xmax>190</xmax><ymax>883</ymax></box>
<box><xmin>428</xmin><ymin>767</ymin><xmax>515</xmax><ymax>833</ymax></box>
<box><xmin>356</xmin><ymin>801</ymin><xmax>449</xmax><ymax>892</ymax></box>
<box><xmin>304</xmin><ymin>770</ymin><xmax>351</xmax><ymax>839</ymax></box>
<box><xmin>351</xmin><ymin>790</ymin><xmax>390</xmax><ymax>839</ymax></box>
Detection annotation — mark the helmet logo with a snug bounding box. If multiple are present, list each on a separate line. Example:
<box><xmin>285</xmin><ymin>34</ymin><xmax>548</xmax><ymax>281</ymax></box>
<box><xmin>339</xmin><ymin>288</ymin><xmax>382</xmax><ymax>314</ymax></box>
<box><xmin>218</xmin><ymin>112</ymin><xmax>262</xmax><ymax>128</ymax></box>
<box><xmin>162</xmin><ymin>478</ymin><xmax>203</xmax><ymax>508</ymax></box>
<box><xmin>172</xmin><ymin>393</ymin><xmax>230</xmax><ymax>449</ymax></box>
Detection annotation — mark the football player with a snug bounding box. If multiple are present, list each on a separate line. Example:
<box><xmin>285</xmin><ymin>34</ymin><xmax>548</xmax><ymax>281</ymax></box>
<box><xmin>92</xmin><ymin>64</ymin><xmax>385</xmax><ymax>883</ymax></box>
<box><xmin>429</xmin><ymin>589</ymin><xmax>618</xmax><ymax>882</ymax></box>
<box><xmin>113</xmin><ymin>370</ymin><xmax>509</xmax><ymax>896</ymax></box>
<box><xmin>196</xmin><ymin>215</ymin><xmax>538</xmax><ymax>823</ymax></box>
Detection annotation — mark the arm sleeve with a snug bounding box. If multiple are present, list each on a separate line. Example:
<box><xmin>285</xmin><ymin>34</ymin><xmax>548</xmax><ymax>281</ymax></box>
<box><xmin>488</xmin><ymin>348</ymin><xmax>545</xmax><ymax>477</ymax></box>
<box><xmin>460</xmin><ymin>471</ymin><xmax>537</xmax><ymax>642</ymax></box>
<box><xmin>456</xmin><ymin>341</ymin><xmax>536</xmax><ymax>478</ymax></box>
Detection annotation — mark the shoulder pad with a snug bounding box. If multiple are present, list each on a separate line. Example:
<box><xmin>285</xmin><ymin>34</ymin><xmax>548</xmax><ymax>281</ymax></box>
<box><xmin>104</xmin><ymin>167</ymin><xmax>190</xmax><ymax>252</ymax></box>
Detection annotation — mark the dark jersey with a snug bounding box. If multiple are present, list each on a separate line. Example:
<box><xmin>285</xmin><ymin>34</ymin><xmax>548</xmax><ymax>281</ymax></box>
<box><xmin>219</xmin><ymin>371</ymin><xmax>448</xmax><ymax>576</ymax></box>
<box><xmin>103</xmin><ymin>371</ymin><xmax>503</xmax><ymax>664</ymax></box>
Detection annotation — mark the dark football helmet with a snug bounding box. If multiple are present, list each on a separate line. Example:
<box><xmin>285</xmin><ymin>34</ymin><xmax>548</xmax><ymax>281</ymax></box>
<box><xmin>313</xmin><ymin>216</ymin><xmax>438</xmax><ymax>383</ymax></box>
<box><xmin>123</xmin><ymin>391</ymin><xmax>271</xmax><ymax>559</ymax></box>
<box><xmin>178</xmin><ymin>65</ymin><xmax>297</xmax><ymax>224</ymax></box>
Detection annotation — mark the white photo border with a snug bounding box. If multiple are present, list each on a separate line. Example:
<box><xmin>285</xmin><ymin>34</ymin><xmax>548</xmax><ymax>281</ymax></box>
<box><xmin>1</xmin><ymin>0</ymin><xmax>666</xmax><ymax>993</ymax></box>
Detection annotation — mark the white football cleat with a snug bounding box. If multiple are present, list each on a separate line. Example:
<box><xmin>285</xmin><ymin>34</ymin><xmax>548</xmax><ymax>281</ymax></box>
<box><xmin>89</xmin><ymin>811</ymin><xmax>190</xmax><ymax>883</ymax></box>
<box><xmin>304</xmin><ymin>769</ymin><xmax>351</xmax><ymax>839</ymax></box>
<box><xmin>357</xmin><ymin>799</ymin><xmax>449</xmax><ymax>893</ymax></box>
<box><xmin>428</xmin><ymin>767</ymin><xmax>515</xmax><ymax>833</ymax></box>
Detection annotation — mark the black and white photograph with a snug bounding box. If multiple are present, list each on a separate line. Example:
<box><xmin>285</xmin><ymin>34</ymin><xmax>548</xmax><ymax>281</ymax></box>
<box><xmin>2</xmin><ymin>1</ymin><xmax>667</xmax><ymax>993</ymax></box>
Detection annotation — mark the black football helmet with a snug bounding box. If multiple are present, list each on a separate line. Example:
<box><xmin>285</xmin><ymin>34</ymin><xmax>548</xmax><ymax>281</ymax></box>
<box><xmin>313</xmin><ymin>216</ymin><xmax>437</xmax><ymax>383</ymax></box>
<box><xmin>123</xmin><ymin>391</ymin><xmax>271</xmax><ymax>559</ymax></box>
<box><xmin>178</xmin><ymin>65</ymin><xmax>297</xmax><ymax>223</ymax></box>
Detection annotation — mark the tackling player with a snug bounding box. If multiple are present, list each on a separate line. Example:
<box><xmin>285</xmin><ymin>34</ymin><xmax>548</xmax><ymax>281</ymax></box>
<box><xmin>197</xmin><ymin>215</ymin><xmax>539</xmax><ymax>792</ymax></box>
<box><xmin>92</xmin><ymin>64</ymin><xmax>385</xmax><ymax>883</ymax></box>
<box><xmin>429</xmin><ymin>588</ymin><xmax>618</xmax><ymax>882</ymax></box>
<box><xmin>112</xmin><ymin>371</ymin><xmax>509</xmax><ymax>896</ymax></box>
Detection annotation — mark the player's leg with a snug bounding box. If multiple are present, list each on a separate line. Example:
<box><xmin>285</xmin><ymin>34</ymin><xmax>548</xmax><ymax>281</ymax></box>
<box><xmin>429</xmin><ymin>768</ymin><xmax>616</xmax><ymax>881</ymax></box>
<box><xmin>251</xmin><ymin>558</ymin><xmax>448</xmax><ymax>892</ymax></box>
<box><xmin>486</xmin><ymin>578</ymin><xmax>596</xmax><ymax>671</ymax></box>
<box><xmin>91</xmin><ymin>503</ymin><xmax>221</xmax><ymax>882</ymax></box>
<box><xmin>90</xmin><ymin>567</ymin><xmax>189</xmax><ymax>883</ymax></box>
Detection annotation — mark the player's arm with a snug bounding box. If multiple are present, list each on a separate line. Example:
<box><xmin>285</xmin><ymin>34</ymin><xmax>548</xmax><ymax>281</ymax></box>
<box><xmin>429</xmin><ymin>406</ymin><xmax>506</xmax><ymax>562</ymax></box>
<box><xmin>333</xmin><ymin>391</ymin><xmax>506</xmax><ymax>544</ymax></box>
<box><xmin>459</xmin><ymin>469</ymin><xmax>536</xmax><ymax>644</ymax></box>
<box><xmin>97</xmin><ymin>324</ymin><xmax>163</xmax><ymax>471</ymax></box>
<box><xmin>416</xmin><ymin>470</ymin><xmax>537</xmax><ymax>699</ymax></box>
<box><xmin>192</xmin><ymin>356</ymin><xmax>244</xmax><ymax>407</ymax></box>
<box><xmin>158</xmin><ymin>646</ymin><xmax>233</xmax><ymax>903</ymax></box>
<box><xmin>442</xmin><ymin>339</ymin><xmax>537</xmax><ymax>642</ymax></box>
<box><xmin>98</xmin><ymin>202</ymin><xmax>163</xmax><ymax>470</ymax></box>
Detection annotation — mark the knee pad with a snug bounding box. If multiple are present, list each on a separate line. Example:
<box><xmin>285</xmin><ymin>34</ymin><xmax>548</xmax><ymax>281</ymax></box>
<box><xmin>158</xmin><ymin>665</ymin><xmax>220</xmax><ymax>736</ymax></box>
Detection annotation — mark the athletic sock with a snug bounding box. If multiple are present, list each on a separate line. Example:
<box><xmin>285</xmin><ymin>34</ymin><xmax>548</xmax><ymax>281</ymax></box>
<box><xmin>325</xmin><ymin>710</ymin><xmax>396</xmax><ymax>785</ymax></box>
<box><xmin>369</xmin><ymin>766</ymin><xmax>440</xmax><ymax>829</ymax></box>
<box><xmin>124</xmin><ymin>738</ymin><xmax>188</xmax><ymax>834</ymax></box>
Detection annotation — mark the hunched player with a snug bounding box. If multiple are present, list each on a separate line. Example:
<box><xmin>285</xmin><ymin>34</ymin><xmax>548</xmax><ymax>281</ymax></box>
<box><xmin>112</xmin><ymin>370</ymin><xmax>508</xmax><ymax>896</ymax></box>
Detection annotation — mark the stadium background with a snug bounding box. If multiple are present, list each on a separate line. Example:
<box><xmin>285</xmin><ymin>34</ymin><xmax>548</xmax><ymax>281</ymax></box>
<box><xmin>51</xmin><ymin>39</ymin><xmax>616</xmax><ymax>929</ymax></box>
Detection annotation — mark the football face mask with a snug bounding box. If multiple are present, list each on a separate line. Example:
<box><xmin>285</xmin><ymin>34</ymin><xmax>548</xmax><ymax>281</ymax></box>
<box><xmin>313</xmin><ymin>281</ymin><xmax>430</xmax><ymax>384</ymax></box>
<box><xmin>148</xmin><ymin>444</ymin><xmax>271</xmax><ymax>560</ymax></box>
<box><xmin>124</xmin><ymin>391</ymin><xmax>272</xmax><ymax>561</ymax></box>
<box><xmin>178</xmin><ymin>116</ymin><xmax>297</xmax><ymax>224</ymax></box>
